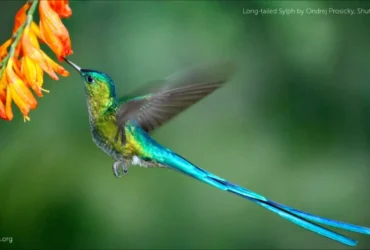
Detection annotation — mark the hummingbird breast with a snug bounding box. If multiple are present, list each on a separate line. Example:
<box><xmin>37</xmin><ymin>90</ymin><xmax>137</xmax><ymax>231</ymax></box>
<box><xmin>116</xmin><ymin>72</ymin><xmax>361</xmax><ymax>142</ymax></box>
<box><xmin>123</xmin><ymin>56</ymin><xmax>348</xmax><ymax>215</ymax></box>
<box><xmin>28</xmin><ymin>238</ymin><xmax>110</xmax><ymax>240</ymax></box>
<box><xmin>85</xmin><ymin>96</ymin><xmax>140</xmax><ymax>160</ymax></box>
<box><xmin>85</xmin><ymin>97</ymin><xmax>154</xmax><ymax>163</ymax></box>
<box><xmin>89</xmin><ymin>115</ymin><xmax>148</xmax><ymax>162</ymax></box>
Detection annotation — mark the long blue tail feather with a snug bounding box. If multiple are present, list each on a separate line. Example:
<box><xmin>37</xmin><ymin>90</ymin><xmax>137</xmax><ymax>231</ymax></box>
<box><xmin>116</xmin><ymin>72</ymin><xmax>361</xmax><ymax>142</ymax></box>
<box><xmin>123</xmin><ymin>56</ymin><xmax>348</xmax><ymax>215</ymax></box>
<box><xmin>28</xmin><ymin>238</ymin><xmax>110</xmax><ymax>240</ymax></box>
<box><xmin>155</xmin><ymin>149</ymin><xmax>370</xmax><ymax>247</ymax></box>
<box><xmin>271</xmin><ymin>201</ymin><xmax>370</xmax><ymax>235</ymax></box>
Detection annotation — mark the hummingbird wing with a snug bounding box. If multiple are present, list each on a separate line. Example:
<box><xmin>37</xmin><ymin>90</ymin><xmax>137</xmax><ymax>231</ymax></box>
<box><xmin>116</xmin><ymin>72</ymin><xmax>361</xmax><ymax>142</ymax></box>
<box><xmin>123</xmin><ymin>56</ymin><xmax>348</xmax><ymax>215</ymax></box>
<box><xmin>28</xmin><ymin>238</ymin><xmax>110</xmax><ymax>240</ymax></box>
<box><xmin>115</xmin><ymin>62</ymin><xmax>235</xmax><ymax>143</ymax></box>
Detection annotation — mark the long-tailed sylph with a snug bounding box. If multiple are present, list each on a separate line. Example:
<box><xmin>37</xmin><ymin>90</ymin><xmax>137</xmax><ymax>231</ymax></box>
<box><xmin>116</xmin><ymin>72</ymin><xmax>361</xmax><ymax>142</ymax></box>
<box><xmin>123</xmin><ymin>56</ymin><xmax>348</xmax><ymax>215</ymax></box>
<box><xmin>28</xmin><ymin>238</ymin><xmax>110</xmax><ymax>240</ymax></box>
<box><xmin>63</xmin><ymin>58</ymin><xmax>370</xmax><ymax>247</ymax></box>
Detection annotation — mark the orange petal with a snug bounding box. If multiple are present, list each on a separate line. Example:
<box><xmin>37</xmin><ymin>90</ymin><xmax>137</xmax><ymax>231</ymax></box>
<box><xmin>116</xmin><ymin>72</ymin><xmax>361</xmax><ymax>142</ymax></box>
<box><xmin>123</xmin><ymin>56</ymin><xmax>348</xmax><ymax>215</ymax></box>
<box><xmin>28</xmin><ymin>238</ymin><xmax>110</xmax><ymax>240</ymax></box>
<box><xmin>21</xmin><ymin>55</ymin><xmax>36</xmax><ymax>85</ymax></box>
<box><xmin>14</xmin><ymin>41</ymin><xmax>23</xmax><ymax>59</ymax></box>
<box><xmin>39</xmin><ymin>1</ymin><xmax>73</xmax><ymax>60</ymax></box>
<box><xmin>0</xmin><ymin>89</ymin><xmax>5</xmax><ymax>103</ymax></box>
<box><xmin>35</xmin><ymin>62</ymin><xmax>46</xmax><ymax>94</ymax></box>
<box><xmin>49</xmin><ymin>0</ymin><xmax>72</xmax><ymax>18</ymax></box>
<box><xmin>41</xmin><ymin>50</ymin><xmax>69</xmax><ymax>77</ymax></box>
<box><xmin>35</xmin><ymin>62</ymin><xmax>44</xmax><ymax>87</ymax></box>
<box><xmin>0</xmin><ymin>39</ymin><xmax>11</xmax><ymax>60</ymax></box>
<box><xmin>5</xmin><ymin>86</ymin><xmax>13</xmax><ymax>121</ymax></box>
<box><xmin>21</xmin><ymin>56</ymin><xmax>44</xmax><ymax>97</ymax></box>
<box><xmin>0</xmin><ymin>74</ymin><xmax>6</xmax><ymax>102</ymax></box>
<box><xmin>13</xmin><ymin>3</ymin><xmax>30</xmax><ymax>34</ymax></box>
<box><xmin>6</xmin><ymin>59</ymin><xmax>37</xmax><ymax>114</ymax></box>
<box><xmin>30</xmin><ymin>22</ymin><xmax>43</xmax><ymax>44</ymax></box>
<box><xmin>13</xmin><ymin>58</ymin><xmax>23</xmax><ymax>79</ymax></box>
<box><xmin>0</xmin><ymin>74</ymin><xmax>6</xmax><ymax>120</ymax></box>
<box><xmin>28</xmin><ymin>23</ymin><xmax>41</xmax><ymax>49</ymax></box>
<box><xmin>39</xmin><ymin>21</ymin><xmax>64</xmax><ymax>60</ymax></box>
<box><xmin>0</xmin><ymin>85</ymin><xmax>5</xmax><ymax>103</ymax></box>
<box><xmin>22</xmin><ymin>26</ymin><xmax>58</xmax><ymax>80</ymax></box>
<box><xmin>0</xmin><ymin>98</ymin><xmax>7</xmax><ymax>120</ymax></box>
<box><xmin>10</xmin><ymin>84</ymin><xmax>32</xmax><ymax>118</ymax></box>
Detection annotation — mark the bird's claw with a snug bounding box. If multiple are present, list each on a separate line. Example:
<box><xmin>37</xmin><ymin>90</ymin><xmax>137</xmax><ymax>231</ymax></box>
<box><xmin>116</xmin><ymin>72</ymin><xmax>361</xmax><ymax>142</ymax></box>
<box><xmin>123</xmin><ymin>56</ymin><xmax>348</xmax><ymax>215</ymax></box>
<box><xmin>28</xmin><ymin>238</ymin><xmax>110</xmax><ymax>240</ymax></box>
<box><xmin>112</xmin><ymin>161</ymin><xmax>128</xmax><ymax>178</ymax></box>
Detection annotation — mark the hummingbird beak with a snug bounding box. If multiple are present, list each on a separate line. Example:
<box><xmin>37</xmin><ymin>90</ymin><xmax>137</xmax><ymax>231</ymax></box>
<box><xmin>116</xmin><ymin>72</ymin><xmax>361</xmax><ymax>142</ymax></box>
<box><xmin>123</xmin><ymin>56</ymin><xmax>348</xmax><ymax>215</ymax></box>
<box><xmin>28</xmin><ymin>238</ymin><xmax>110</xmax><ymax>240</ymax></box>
<box><xmin>63</xmin><ymin>57</ymin><xmax>81</xmax><ymax>72</ymax></box>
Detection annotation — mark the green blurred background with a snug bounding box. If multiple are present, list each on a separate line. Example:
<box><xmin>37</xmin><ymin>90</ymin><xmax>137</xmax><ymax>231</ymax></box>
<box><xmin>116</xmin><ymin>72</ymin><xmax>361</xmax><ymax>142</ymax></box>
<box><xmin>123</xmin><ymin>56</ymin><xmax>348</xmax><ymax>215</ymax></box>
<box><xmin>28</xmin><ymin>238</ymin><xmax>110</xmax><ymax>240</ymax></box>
<box><xmin>1</xmin><ymin>1</ymin><xmax>370</xmax><ymax>249</ymax></box>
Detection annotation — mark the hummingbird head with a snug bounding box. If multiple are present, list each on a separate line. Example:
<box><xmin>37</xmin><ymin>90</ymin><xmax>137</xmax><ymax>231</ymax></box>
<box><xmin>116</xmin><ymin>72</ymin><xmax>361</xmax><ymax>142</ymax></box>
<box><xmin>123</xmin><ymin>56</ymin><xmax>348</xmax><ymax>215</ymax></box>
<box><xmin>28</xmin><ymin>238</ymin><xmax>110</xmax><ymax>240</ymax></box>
<box><xmin>63</xmin><ymin>58</ymin><xmax>117</xmax><ymax>99</ymax></box>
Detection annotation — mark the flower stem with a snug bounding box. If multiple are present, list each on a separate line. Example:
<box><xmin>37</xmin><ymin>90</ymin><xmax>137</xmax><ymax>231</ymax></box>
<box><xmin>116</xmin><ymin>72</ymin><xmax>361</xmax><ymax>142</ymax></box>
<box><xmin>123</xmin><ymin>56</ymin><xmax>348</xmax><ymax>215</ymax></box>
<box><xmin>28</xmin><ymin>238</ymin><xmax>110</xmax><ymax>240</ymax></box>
<box><xmin>0</xmin><ymin>0</ymin><xmax>39</xmax><ymax>79</ymax></box>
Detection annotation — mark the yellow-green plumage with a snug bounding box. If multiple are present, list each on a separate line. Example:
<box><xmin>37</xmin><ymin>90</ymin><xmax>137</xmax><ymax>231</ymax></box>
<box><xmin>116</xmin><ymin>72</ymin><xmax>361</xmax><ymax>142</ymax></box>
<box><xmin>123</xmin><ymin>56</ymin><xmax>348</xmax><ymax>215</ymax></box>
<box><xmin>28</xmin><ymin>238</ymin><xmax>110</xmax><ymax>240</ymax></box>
<box><xmin>83</xmin><ymin>70</ymin><xmax>149</xmax><ymax>162</ymax></box>
<box><xmin>89</xmin><ymin>112</ymin><xmax>146</xmax><ymax>159</ymax></box>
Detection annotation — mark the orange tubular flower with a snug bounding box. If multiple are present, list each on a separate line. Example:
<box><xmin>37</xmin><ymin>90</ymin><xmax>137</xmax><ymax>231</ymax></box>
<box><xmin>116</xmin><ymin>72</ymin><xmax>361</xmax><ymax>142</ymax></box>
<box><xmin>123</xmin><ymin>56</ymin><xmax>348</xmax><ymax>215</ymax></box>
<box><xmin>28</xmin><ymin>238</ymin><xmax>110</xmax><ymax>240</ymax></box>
<box><xmin>0</xmin><ymin>75</ymin><xmax>6</xmax><ymax>120</ymax></box>
<box><xmin>13</xmin><ymin>3</ymin><xmax>29</xmax><ymax>33</ymax></box>
<box><xmin>21</xmin><ymin>56</ymin><xmax>43</xmax><ymax>97</ymax></box>
<box><xmin>12</xmin><ymin>3</ymin><xmax>30</xmax><ymax>59</ymax></box>
<box><xmin>6</xmin><ymin>59</ymin><xmax>37</xmax><ymax>120</ymax></box>
<box><xmin>22</xmin><ymin>26</ymin><xmax>58</xmax><ymax>80</ymax></box>
<box><xmin>39</xmin><ymin>0</ymin><xmax>73</xmax><ymax>61</ymax></box>
<box><xmin>0</xmin><ymin>0</ymin><xmax>73</xmax><ymax>121</ymax></box>
<box><xmin>41</xmin><ymin>51</ymin><xmax>69</xmax><ymax>77</ymax></box>
<box><xmin>49</xmin><ymin>0</ymin><xmax>72</xmax><ymax>18</ymax></box>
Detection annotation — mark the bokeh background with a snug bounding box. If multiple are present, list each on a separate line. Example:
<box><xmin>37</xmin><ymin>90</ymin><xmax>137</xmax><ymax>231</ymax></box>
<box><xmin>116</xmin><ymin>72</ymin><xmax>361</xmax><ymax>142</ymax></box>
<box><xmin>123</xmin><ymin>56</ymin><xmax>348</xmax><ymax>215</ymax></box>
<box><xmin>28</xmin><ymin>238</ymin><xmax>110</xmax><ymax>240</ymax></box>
<box><xmin>1</xmin><ymin>1</ymin><xmax>370</xmax><ymax>249</ymax></box>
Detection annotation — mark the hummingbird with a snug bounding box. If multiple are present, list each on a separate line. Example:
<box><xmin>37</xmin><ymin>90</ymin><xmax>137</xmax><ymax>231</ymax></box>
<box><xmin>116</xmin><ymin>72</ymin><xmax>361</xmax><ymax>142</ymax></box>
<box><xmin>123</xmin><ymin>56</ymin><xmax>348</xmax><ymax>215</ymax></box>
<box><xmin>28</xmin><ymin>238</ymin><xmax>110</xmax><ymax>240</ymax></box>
<box><xmin>63</xmin><ymin>58</ymin><xmax>370</xmax><ymax>247</ymax></box>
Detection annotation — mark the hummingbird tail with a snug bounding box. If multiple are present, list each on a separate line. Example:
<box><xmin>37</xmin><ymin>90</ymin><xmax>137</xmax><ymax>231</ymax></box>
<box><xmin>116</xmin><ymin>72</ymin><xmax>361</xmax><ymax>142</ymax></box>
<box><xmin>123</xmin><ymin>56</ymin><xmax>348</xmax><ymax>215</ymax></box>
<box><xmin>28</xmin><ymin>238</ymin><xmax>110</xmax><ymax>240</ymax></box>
<box><xmin>156</xmin><ymin>150</ymin><xmax>370</xmax><ymax>246</ymax></box>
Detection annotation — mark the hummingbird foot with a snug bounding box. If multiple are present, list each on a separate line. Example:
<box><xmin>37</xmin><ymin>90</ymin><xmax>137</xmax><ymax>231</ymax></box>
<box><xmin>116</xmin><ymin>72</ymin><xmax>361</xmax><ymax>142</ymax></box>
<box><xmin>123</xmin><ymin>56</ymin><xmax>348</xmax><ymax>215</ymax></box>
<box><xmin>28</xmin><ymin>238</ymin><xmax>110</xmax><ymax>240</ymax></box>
<box><xmin>112</xmin><ymin>161</ymin><xmax>128</xmax><ymax>178</ymax></box>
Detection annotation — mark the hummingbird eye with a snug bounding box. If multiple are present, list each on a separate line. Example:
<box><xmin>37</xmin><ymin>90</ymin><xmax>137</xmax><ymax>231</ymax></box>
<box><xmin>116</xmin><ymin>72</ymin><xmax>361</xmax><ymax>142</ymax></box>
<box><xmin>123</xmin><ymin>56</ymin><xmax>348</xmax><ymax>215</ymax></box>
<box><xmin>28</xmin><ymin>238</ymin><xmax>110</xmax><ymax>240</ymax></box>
<box><xmin>85</xmin><ymin>75</ymin><xmax>94</xmax><ymax>84</ymax></box>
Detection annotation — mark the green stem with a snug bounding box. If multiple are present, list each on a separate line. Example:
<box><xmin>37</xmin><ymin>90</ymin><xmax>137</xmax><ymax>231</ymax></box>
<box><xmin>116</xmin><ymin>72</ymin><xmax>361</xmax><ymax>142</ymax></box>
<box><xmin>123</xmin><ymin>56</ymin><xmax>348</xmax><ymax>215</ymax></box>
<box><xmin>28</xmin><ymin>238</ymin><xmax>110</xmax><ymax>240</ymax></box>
<box><xmin>0</xmin><ymin>0</ymin><xmax>39</xmax><ymax>79</ymax></box>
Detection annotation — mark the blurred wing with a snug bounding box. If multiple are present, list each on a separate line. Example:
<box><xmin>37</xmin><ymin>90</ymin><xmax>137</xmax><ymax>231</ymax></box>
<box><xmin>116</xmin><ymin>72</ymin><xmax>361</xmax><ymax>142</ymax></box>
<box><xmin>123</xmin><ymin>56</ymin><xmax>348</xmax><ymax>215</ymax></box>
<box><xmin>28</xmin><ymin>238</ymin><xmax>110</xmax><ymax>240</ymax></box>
<box><xmin>115</xmin><ymin>62</ymin><xmax>235</xmax><ymax>140</ymax></box>
<box><xmin>117</xmin><ymin>80</ymin><xmax>167</xmax><ymax>105</ymax></box>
